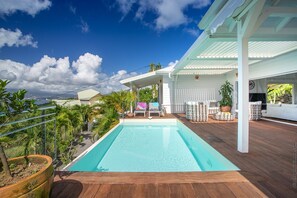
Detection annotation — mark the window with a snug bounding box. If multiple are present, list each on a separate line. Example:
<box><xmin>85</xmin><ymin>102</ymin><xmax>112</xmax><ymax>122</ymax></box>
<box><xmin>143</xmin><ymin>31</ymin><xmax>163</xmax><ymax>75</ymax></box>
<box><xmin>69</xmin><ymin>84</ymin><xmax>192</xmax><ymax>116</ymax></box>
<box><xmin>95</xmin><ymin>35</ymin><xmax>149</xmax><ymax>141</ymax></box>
<box><xmin>267</xmin><ymin>84</ymin><xmax>293</xmax><ymax>104</ymax></box>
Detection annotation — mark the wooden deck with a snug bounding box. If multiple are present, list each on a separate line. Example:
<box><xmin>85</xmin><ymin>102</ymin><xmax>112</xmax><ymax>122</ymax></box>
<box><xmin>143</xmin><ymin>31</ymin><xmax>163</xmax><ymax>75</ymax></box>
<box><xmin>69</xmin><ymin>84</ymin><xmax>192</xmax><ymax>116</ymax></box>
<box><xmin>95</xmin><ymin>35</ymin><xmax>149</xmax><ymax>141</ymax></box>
<box><xmin>51</xmin><ymin>114</ymin><xmax>297</xmax><ymax>197</ymax></box>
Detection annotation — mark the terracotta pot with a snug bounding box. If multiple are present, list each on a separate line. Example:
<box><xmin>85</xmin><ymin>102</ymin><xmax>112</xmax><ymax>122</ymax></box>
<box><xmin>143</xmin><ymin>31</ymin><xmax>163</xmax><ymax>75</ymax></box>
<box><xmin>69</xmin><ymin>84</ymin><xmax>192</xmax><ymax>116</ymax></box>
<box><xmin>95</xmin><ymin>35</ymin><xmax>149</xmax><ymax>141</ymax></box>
<box><xmin>220</xmin><ymin>106</ymin><xmax>231</xmax><ymax>112</ymax></box>
<box><xmin>0</xmin><ymin>155</ymin><xmax>54</xmax><ymax>198</ymax></box>
<box><xmin>127</xmin><ymin>113</ymin><xmax>134</xmax><ymax>117</ymax></box>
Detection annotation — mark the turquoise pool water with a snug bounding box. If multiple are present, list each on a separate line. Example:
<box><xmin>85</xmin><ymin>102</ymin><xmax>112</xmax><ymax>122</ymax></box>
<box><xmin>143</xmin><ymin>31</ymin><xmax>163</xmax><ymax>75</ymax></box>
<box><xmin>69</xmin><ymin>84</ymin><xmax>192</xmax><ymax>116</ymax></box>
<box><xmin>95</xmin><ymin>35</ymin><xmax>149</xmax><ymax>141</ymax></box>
<box><xmin>68</xmin><ymin>121</ymin><xmax>239</xmax><ymax>172</ymax></box>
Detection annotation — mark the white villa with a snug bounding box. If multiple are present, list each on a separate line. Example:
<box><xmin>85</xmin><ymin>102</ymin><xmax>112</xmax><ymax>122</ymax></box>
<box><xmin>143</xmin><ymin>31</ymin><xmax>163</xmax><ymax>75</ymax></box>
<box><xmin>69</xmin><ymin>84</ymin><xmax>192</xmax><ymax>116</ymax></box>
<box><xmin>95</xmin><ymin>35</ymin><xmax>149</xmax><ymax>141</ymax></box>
<box><xmin>121</xmin><ymin>0</ymin><xmax>297</xmax><ymax>153</ymax></box>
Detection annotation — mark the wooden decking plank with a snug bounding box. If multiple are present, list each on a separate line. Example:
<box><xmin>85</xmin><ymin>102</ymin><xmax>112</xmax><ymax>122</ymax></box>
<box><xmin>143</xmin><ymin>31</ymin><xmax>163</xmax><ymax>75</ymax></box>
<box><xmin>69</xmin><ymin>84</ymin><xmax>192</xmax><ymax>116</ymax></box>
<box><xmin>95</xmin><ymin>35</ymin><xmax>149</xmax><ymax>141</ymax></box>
<box><xmin>132</xmin><ymin>184</ymin><xmax>149</xmax><ymax>198</ymax></box>
<box><xmin>107</xmin><ymin>184</ymin><xmax>123</xmax><ymax>198</ymax></box>
<box><xmin>53</xmin><ymin>171</ymin><xmax>247</xmax><ymax>184</ymax></box>
<box><xmin>169</xmin><ymin>183</ymin><xmax>185</xmax><ymax>198</ymax></box>
<box><xmin>119</xmin><ymin>184</ymin><xmax>136</xmax><ymax>198</ymax></box>
<box><xmin>191</xmin><ymin>183</ymin><xmax>211</xmax><ymax>198</ymax></box>
<box><xmin>50</xmin><ymin>181</ymin><xmax>68</xmax><ymax>198</ymax></box>
<box><xmin>226</xmin><ymin>182</ymin><xmax>251</xmax><ymax>198</ymax></box>
<box><xmin>78</xmin><ymin>184</ymin><xmax>99</xmax><ymax>198</ymax></box>
<box><xmin>237</xmin><ymin>182</ymin><xmax>268</xmax><ymax>198</ymax></box>
<box><xmin>144</xmin><ymin>183</ymin><xmax>158</xmax><ymax>198</ymax></box>
<box><xmin>157</xmin><ymin>184</ymin><xmax>171</xmax><ymax>198</ymax></box>
<box><xmin>202</xmin><ymin>183</ymin><xmax>236</xmax><ymax>198</ymax></box>
<box><xmin>94</xmin><ymin>184</ymin><xmax>111</xmax><ymax>198</ymax></box>
<box><xmin>53</xmin><ymin>181</ymin><xmax>83</xmax><ymax>198</ymax></box>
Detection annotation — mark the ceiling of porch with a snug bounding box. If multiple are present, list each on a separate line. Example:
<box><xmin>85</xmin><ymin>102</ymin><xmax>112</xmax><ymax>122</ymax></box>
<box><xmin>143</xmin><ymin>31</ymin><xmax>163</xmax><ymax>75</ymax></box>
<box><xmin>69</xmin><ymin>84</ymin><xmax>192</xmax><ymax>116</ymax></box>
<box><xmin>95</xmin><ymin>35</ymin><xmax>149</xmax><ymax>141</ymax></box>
<box><xmin>172</xmin><ymin>0</ymin><xmax>297</xmax><ymax>76</ymax></box>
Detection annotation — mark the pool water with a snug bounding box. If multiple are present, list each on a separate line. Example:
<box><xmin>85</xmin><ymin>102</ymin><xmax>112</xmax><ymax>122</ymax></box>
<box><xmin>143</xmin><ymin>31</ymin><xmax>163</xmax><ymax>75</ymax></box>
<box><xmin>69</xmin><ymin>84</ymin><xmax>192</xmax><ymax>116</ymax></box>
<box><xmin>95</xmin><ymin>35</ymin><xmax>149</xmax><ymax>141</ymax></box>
<box><xmin>68</xmin><ymin>121</ymin><xmax>239</xmax><ymax>172</ymax></box>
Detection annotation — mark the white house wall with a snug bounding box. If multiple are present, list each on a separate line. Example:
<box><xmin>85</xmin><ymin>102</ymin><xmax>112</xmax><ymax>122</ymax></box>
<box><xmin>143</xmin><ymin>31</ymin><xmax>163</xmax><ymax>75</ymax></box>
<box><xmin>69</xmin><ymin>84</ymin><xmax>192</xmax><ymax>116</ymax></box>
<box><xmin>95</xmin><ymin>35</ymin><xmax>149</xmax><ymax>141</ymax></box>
<box><xmin>172</xmin><ymin>75</ymin><xmax>225</xmax><ymax>113</ymax></box>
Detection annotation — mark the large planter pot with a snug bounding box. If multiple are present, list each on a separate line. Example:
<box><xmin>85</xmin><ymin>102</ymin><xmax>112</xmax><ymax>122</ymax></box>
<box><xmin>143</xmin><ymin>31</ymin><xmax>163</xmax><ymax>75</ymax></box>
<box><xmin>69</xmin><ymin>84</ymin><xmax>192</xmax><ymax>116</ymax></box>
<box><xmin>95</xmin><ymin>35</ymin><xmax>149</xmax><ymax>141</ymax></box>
<box><xmin>220</xmin><ymin>106</ymin><xmax>231</xmax><ymax>112</ymax></box>
<box><xmin>0</xmin><ymin>155</ymin><xmax>54</xmax><ymax>198</ymax></box>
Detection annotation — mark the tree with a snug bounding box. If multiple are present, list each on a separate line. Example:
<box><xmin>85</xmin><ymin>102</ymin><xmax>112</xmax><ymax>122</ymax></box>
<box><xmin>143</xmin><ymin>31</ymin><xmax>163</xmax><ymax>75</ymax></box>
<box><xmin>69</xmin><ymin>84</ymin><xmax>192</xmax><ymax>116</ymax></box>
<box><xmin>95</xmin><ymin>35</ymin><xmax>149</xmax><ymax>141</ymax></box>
<box><xmin>0</xmin><ymin>80</ymin><xmax>36</xmax><ymax>177</ymax></box>
<box><xmin>148</xmin><ymin>63</ymin><xmax>162</xmax><ymax>100</ymax></box>
<box><xmin>92</xmin><ymin>91</ymin><xmax>135</xmax><ymax>139</ymax></box>
<box><xmin>267</xmin><ymin>84</ymin><xmax>292</xmax><ymax>104</ymax></box>
<box><xmin>138</xmin><ymin>87</ymin><xmax>155</xmax><ymax>104</ymax></box>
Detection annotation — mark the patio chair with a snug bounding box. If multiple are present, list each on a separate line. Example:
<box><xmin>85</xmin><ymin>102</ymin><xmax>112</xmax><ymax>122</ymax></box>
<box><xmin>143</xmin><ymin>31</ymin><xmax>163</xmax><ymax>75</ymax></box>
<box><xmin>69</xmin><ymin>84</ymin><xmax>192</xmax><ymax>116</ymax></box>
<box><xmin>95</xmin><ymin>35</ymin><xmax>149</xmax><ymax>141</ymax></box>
<box><xmin>186</xmin><ymin>101</ymin><xmax>208</xmax><ymax>122</ymax></box>
<box><xmin>207</xmin><ymin>100</ymin><xmax>220</xmax><ymax>115</ymax></box>
<box><xmin>249</xmin><ymin>101</ymin><xmax>262</xmax><ymax>120</ymax></box>
<box><xmin>134</xmin><ymin>102</ymin><xmax>147</xmax><ymax>117</ymax></box>
<box><xmin>149</xmin><ymin>102</ymin><xmax>161</xmax><ymax>117</ymax></box>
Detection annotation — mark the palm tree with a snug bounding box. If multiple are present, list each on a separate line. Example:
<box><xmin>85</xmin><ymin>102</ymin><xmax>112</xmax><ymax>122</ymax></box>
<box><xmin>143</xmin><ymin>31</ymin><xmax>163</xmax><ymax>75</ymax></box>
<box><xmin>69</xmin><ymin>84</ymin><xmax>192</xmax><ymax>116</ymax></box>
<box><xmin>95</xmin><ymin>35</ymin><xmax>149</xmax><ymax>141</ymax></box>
<box><xmin>267</xmin><ymin>84</ymin><xmax>292</xmax><ymax>104</ymax></box>
<box><xmin>148</xmin><ymin>63</ymin><xmax>162</xmax><ymax>100</ymax></box>
<box><xmin>92</xmin><ymin>90</ymin><xmax>135</xmax><ymax>139</ymax></box>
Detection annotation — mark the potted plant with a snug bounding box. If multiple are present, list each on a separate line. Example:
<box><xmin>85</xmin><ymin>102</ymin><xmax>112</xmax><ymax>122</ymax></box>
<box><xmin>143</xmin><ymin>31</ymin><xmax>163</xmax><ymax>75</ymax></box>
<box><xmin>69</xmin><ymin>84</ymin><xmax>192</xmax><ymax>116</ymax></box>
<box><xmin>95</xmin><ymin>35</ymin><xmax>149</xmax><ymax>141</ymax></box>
<box><xmin>0</xmin><ymin>80</ymin><xmax>54</xmax><ymax>197</ymax></box>
<box><xmin>218</xmin><ymin>80</ymin><xmax>233</xmax><ymax>112</ymax></box>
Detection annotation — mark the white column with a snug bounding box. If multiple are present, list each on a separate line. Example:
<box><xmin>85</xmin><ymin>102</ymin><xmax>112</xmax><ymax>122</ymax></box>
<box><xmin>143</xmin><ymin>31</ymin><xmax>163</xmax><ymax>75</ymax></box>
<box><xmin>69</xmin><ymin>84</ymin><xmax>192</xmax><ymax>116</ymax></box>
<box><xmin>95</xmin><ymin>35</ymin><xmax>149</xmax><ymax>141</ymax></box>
<box><xmin>293</xmin><ymin>83</ymin><xmax>297</xmax><ymax>104</ymax></box>
<box><xmin>162</xmin><ymin>75</ymin><xmax>173</xmax><ymax>113</ymax></box>
<box><xmin>237</xmin><ymin>21</ymin><xmax>249</xmax><ymax>153</ymax></box>
<box><xmin>130</xmin><ymin>83</ymin><xmax>133</xmax><ymax>113</ymax></box>
<box><xmin>137</xmin><ymin>88</ymin><xmax>140</xmax><ymax>102</ymax></box>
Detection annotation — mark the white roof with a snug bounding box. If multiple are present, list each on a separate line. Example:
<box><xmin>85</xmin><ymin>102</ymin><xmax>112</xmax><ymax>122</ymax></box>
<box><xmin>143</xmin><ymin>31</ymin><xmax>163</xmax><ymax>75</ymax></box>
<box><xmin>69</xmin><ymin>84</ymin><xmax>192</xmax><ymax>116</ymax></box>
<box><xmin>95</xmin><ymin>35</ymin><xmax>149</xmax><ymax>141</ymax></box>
<box><xmin>77</xmin><ymin>89</ymin><xmax>100</xmax><ymax>100</ymax></box>
<box><xmin>172</xmin><ymin>0</ymin><xmax>297</xmax><ymax>76</ymax></box>
<box><xmin>120</xmin><ymin>66</ymin><xmax>173</xmax><ymax>88</ymax></box>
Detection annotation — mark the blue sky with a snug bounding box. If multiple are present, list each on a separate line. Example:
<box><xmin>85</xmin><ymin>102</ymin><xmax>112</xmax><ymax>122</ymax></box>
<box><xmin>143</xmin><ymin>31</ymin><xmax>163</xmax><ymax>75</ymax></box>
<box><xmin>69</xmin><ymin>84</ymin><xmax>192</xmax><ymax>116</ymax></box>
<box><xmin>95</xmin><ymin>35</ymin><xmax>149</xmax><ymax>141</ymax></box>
<box><xmin>0</xmin><ymin>0</ymin><xmax>212</xmax><ymax>97</ymax></box>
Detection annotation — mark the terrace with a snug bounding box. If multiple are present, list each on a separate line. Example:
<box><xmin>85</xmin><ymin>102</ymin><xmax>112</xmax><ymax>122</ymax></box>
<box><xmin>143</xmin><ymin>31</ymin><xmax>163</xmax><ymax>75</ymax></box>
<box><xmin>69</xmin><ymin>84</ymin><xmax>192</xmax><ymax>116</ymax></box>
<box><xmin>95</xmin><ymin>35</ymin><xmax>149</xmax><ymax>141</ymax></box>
<box><xmin>51</xmin><ymin>115</ymin><xmax>297</xmax><ymax>197</ymax></box>
<box><xmin>50</xmin><ymin>0</ymin><xmax>297</xmax><ymax>196</ymax></box>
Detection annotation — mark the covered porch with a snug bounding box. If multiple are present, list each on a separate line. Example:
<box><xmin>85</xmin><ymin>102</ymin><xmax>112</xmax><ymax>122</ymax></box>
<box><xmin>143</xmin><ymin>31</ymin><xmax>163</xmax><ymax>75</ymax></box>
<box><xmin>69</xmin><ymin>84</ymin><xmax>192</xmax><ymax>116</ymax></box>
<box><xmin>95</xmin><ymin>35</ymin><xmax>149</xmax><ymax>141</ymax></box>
<box><xmin>121</xmin><ymin>0</ymin><xmax>297</xmax><ymax>154</ymax></box>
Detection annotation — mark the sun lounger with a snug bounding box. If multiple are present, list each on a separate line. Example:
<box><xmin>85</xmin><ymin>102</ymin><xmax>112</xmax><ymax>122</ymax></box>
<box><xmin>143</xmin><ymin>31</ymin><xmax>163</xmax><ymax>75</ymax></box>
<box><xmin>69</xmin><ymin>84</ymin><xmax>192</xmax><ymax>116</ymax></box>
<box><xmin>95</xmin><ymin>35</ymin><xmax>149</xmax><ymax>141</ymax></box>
<box><xmin>134</xmin><ymin>102</ymin><xmax>147</xmax><ymax>117</ymax></box>
<box><xmin>149</xmin><ymin>102</ymin><xmax>161</xmax><ymax>117</ymax></box>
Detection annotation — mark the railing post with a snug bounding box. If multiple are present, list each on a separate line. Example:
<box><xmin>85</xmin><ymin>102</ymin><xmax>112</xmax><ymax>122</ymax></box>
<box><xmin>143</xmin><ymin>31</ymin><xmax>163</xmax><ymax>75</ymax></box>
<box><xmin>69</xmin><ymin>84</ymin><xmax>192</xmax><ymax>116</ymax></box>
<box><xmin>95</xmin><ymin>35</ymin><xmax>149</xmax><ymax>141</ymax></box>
<box><xmin>54</xmin><ymin>119</ymin><xmax>57</xmax><ymax>162</ymax></box>
<box><xmin>42</xmin><ymin>110</ymin><xmax>46</xmax><ymax>155</ymax></box>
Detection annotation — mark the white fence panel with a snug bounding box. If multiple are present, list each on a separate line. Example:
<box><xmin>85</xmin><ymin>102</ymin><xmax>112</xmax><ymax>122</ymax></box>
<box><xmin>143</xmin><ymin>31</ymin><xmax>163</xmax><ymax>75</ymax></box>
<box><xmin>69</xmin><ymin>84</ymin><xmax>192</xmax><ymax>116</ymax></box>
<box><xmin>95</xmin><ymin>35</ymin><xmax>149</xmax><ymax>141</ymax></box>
<box><xmin>173</xmin><ymin>88</ymin><xmax>217</xmax><ymax>113</ymax></box>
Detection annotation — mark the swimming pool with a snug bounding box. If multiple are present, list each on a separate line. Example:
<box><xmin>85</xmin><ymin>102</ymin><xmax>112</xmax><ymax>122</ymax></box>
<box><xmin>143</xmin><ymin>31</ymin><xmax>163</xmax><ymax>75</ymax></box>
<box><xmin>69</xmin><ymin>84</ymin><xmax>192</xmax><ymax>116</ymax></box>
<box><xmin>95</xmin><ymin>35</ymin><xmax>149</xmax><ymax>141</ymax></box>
<box><xmin>66</xmin><ymin>119</ymin><xmax>239</xmax><ymax>172</ymax></box>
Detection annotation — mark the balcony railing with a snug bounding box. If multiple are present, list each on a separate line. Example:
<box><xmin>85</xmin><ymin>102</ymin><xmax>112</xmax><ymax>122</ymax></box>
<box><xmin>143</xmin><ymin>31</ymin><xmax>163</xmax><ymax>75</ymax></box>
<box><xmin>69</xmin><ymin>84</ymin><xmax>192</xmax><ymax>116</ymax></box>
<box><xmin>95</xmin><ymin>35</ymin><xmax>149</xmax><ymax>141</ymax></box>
<box><xmin>0</xmin><ymin>106</ymin><xmax>57</xmax><ymax>162</ymax></box>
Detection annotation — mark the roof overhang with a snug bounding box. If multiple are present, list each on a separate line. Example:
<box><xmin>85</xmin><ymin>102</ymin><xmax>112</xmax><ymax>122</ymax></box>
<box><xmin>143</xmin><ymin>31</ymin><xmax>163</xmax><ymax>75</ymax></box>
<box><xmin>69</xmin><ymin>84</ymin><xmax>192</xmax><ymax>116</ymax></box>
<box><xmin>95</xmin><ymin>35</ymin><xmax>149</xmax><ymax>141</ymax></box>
<box><xmin>120</xmin><ymin>66</ymin><xmax>174</xmax><ymax>88</ymax></box>
<box><xmin>120</xmin><ymin>71</ymin><xmax>162</xmax><ymax>88</ymax></box>
<box><xmin>171</xmin><ymin>0</ymin><xmax>297</xmax><ymax>76</ymax></box>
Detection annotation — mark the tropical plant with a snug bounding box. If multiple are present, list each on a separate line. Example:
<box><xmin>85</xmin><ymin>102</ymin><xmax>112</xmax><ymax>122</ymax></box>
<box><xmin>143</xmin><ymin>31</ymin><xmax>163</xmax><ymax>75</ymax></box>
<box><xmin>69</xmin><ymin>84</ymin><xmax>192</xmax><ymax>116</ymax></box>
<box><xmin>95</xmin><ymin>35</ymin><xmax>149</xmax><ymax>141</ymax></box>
<box><xmin>55</xmin><ymin>105</ymin><xmax>87</xmax><ymax>164</ymax></box>
<box><xmin>92</xmin><ymin>90</ymin><xmax>135</xmax><ymax>139</ymax></box>
<box><xmin>267</xmin><ymin>84</ymin><xmax>292</xmax><ymax>104</ymax></box>
<box><xmin>138</xmin><ymin>87</ymin><xmax>156</xmax><ymax>103</ymax></box>
<box><xmin>149</xmin><ymin>63</ymin><xmax>162</xmax><ymax>99</ymax></box>
<box><xmin>219</xmin><ymin>80</ymin><xmax>234</xmax><ymax>107</ymax></box>
<box><xmin>92</xmin><ymin>94</ymin><xmax>119</xmax><ymax>140</ymax></box>
<box><xmin>0</xmin><ymin>80</ymin><xmax>36</xmax><ymax>177</ymax></box>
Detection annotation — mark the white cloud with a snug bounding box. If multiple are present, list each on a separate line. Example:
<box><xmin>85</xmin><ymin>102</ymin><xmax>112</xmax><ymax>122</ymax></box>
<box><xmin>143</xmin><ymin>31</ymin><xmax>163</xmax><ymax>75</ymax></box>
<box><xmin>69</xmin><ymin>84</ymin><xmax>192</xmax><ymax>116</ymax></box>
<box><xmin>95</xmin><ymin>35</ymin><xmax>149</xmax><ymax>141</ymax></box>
<box><xmin>0</xmin><ymin>28</ymin><xmax>37</xmax><ymax>48</ymax></box>
<box><xmin>168</xmin><ymin>60</ymin><xmax>179</xmax><ymax>67</ymax></box>
<box><xmin>0</xmin><ymin>0</ymin><xmax>51</xmax><ymax>16</ymax></box>
<box><xmin>80</xmin><ymin>19</ymin><xmax>89</xmax><ymax>33</ymax></box>
<box><xmin>115</xmin><ymin>0</ymin><xmax>211</xmax><ymax>30</ymax></box>
<box><xmin>0</xmin><ymin>53</ymin><xmax>137</xmax><ymax>96</ymax></box>
<box><xmin>72</xmin><ymin>53</ymin><xmax>102</xmax><ymax>84</ymax></box>
<box><xmin>69</xmin><ymin>5</ymin><xmax>76</xmax><ymax>14</ymax></box>
<box><xmin>184</xmin><ymin>27</ymin><xmax>200</xmax><ymax>37</ymax></box>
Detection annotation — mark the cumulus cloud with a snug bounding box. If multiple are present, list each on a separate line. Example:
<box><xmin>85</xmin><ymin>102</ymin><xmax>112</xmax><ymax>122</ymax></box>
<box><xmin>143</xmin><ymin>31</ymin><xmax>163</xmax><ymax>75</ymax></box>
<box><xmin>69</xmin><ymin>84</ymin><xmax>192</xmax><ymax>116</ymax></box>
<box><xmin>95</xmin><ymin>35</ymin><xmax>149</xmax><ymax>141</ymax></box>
<box><xmin>115</xmin><ymin>0</ymin><xmax>211</xmax><ymax>30</ymax></box>
<box><xmin>0</xmin><ymin>0</ymin><xmax>51</xmax><ymax>16</ymax></box>
<box><xmin>0</xmin><ymin>53</ymin><xmax>137</xmax><ymax>96</ymax></box>
<box><xmin>72</xmin><ymin>53</ymin><xmax>101</xmax><ymax>84</ymax></box>
<box><xmin>0</xmin><ymin>28</ymin><xmax>37</xmax><ymax>48</ymax></box>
